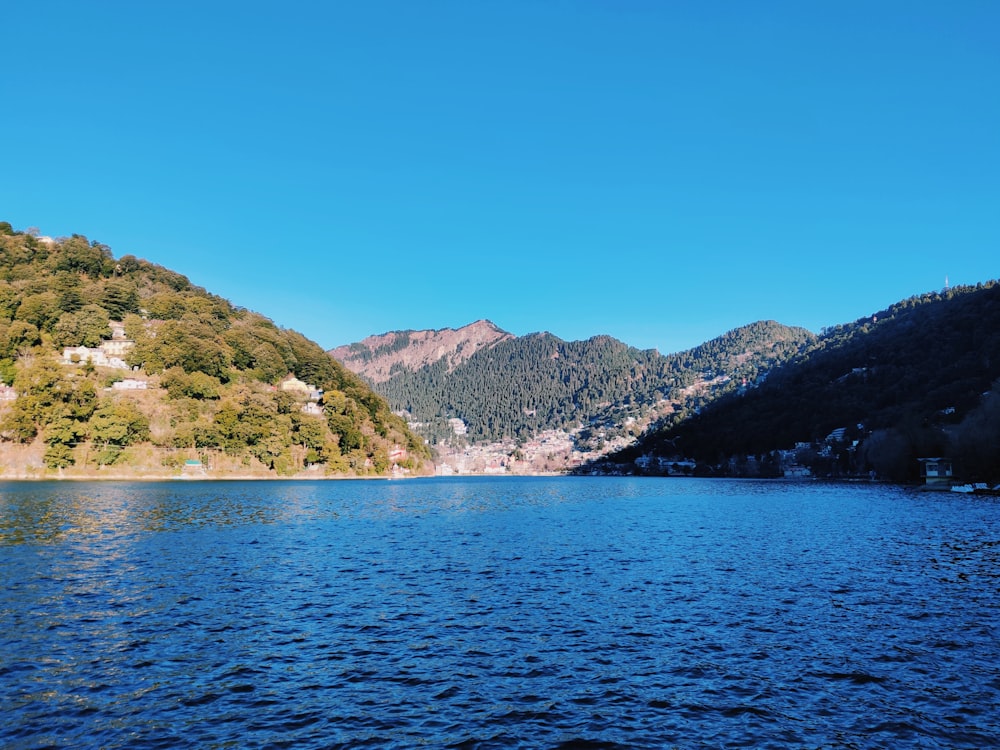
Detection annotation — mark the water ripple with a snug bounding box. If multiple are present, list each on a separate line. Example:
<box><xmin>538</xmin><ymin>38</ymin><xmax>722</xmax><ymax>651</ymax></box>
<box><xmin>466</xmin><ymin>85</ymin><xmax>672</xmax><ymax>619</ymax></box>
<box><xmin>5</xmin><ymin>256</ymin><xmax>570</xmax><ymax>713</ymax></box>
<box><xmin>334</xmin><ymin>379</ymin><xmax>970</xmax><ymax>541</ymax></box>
<box><xmin>2</xmin><ymin>478</ymin><xmax>999</xmax><ymax>748</ymax></box>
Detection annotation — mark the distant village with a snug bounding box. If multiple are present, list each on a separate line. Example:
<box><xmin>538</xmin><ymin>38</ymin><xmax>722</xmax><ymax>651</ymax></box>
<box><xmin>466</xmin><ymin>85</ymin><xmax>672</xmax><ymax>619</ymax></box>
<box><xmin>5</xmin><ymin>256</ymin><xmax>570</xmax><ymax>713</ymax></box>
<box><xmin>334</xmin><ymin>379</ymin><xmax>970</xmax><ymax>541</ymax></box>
<box><xmin>418</xmin><ymin>416</ymin><xmax>634</xmax><ymax>476</ymax></box>
<box><xmin>414</xmin><ymin>410</ymin><xmax>999</xmax><ymax>495</ymax></box>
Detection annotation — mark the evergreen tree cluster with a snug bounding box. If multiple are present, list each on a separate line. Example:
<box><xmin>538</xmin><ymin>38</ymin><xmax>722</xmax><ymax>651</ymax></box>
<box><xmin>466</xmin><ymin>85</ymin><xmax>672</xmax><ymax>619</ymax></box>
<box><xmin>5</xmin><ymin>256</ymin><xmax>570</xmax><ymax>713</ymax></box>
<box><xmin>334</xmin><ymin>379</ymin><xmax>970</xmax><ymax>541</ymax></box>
<box><xmin>0</xmin><ymin>222</ymin><xmax>430</xmax><ymax>474</ymax></box>
<box><xmin>371</xmin><ymin>321</ymin><xmax>814</xmax><ymax>445</ymax></box>
<box><xmin>345</xmin><ymin>331</ymin><xmax>414</xmax><ymax>364</ymax></box>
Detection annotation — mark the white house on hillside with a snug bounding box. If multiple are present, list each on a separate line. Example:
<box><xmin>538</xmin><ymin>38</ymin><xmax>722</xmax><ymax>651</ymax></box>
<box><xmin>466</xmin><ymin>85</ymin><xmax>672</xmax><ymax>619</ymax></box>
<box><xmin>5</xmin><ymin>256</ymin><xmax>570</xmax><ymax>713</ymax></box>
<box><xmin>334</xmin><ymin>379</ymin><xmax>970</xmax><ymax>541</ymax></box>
<box><xmin>112</xmin><ymin>378</ymin><xmax>148</xmax><ymax>390</ymax></box>
<box><xmin>280</xmin><ymin>375</ymin><xmax>322</xmax><ymax>401</ymax></box>
<box><xmin>62</xmin><ymin>345</ymin><xmax>131</xmax><ymax>370</ymax></box>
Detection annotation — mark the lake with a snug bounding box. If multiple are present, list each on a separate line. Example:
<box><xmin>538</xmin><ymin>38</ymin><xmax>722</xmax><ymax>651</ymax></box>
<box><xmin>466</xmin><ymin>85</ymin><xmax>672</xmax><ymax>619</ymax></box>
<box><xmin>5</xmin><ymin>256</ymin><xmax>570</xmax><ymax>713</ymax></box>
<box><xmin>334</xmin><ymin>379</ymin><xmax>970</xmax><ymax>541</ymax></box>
<box><xmin>1</xmin><ymin>477</ymin><xmax>998</xmax><ymax>749</ymax></box>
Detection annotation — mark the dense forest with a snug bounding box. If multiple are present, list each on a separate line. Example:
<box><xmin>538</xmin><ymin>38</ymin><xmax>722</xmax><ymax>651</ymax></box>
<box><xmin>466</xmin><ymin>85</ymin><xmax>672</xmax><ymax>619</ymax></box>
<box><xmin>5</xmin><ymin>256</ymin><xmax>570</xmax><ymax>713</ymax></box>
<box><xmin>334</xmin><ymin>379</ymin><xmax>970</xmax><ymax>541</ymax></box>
<box><xmin>367</xmin><ymin>321</ymin><xmax>815</xmax><ymax>445</ymax></box>
<box><xmin>595</xmin><ymin>282</ymin><xmax>1000</xmax><ymax>483</ymax></box>
<box><xmin>0</xmin><ymin>222</ymin><xmax>431</xmax><ymax>476</ymax></box>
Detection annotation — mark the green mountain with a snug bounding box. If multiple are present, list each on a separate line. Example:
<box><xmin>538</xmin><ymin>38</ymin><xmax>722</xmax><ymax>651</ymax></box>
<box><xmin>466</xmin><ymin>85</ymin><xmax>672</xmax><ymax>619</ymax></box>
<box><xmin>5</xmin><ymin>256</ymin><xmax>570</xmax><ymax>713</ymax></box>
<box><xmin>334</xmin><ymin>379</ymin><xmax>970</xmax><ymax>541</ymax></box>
<box><xmin>596</xmin><ymin>281</ymin><xmax>1000</xmax><ymax>483</ymax></box>
<box><xmin>332</xmin><ymin>319</ymin><xmax>815</xmax><ymax>455</ymax></box>
<box><xmin>0</xmin><ymin>222</ymin><xmax>431</xmax><ymax>477</ymax></box>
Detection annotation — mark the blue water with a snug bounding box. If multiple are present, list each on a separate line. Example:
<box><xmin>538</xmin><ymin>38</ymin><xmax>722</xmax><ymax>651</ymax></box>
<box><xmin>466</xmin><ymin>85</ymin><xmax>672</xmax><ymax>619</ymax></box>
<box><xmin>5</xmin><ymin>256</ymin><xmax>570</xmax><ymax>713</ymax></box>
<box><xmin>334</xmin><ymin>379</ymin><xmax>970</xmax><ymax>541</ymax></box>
<box><xmin>1</xmin><ymin>477</ymin><xmax>998</xmax><ymax>749</ymax></box>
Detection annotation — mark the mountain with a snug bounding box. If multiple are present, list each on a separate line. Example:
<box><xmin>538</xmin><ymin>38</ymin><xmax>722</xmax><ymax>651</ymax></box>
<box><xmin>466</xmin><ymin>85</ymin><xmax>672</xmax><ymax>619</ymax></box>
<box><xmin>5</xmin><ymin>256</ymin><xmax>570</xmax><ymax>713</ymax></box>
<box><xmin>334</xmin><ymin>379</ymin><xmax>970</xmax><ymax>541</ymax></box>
<box><xmin>331</xmin><ymin>319</ymin><xmax>815</xmax><ymax>471</ymax></box>
<box><xmin>329</xmin><ymin>320</ymin><xmax>513</xmax><ymax>383</ymax></box>
<box><xmin>0</xmin><ymin>222</ymin><xmax>432</xmax><ymax>478</ymax></box>
<box><xmin>593</xmin><ymin>282</ymin><xmax>1000</xmax><ymax>483</ymax></box>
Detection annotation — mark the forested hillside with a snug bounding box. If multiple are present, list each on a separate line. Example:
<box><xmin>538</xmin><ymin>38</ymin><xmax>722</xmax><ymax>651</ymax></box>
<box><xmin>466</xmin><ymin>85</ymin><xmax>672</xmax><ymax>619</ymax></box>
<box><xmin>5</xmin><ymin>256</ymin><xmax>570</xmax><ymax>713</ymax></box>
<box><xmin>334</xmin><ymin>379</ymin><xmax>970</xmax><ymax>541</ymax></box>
<box><xmin>341</xmin><ymin>320</ymin><xmax>814</xmax><ymax>446</ymax></box>
<box><xmin>599</xmin><ymin>282</ymin><xmax>1000</xmax><ymax>482</ymax></box>
<box><xmin>0</xmin><ymin>222</ymin><xmax>431</xmax><ymax>477</ymax></box>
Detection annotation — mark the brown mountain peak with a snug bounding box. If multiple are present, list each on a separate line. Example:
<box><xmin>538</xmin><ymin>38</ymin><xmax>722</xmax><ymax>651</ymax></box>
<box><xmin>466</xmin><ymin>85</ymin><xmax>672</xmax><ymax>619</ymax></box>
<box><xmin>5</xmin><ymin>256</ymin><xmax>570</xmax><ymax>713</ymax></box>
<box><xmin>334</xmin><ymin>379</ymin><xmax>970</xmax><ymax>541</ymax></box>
<box><xmin>329</xmin><ymin>320</ymin><xmax>513</xmax><ymax>383</ymax></box>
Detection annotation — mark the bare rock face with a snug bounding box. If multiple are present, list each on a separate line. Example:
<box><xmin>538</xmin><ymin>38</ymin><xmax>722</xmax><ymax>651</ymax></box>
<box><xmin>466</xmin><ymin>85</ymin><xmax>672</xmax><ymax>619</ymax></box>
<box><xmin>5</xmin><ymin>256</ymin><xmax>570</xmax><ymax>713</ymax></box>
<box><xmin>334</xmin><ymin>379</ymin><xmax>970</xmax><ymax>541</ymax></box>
<box><xmin>329</xmin><ymin>320</ymin><xmax>512</xmax><ymax>383</ymax></box>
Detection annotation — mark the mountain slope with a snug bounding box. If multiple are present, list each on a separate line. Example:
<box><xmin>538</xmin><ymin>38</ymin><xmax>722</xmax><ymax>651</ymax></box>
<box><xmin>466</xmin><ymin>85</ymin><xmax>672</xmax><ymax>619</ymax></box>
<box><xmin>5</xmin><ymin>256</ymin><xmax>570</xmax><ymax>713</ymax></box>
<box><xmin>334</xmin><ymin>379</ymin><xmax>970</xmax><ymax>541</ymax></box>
<box><xmin>599</xmin><ymin>282</ymin><xmax>1000</xmax><ymax>482</ymax></box>
<box><xmin>0</xmin><ymin>222</ymin><xmax>431</xmax><ymax>477</ymax></box>
<box><xmin>333</xmin><ymin>320</ymin><xmax>815</xmax><ymax>458</ymax></box>
<box><xmin>329</xmin><ymin>320</ymin><xmax>512</xmax><ymax>383</ymax></box>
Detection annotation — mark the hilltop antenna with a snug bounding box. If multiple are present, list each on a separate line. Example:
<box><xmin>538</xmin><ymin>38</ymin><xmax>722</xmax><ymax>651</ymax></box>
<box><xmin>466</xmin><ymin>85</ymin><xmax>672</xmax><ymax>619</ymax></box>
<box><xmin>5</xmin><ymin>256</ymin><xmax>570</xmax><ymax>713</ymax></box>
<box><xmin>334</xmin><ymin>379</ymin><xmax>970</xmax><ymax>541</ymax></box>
<box><xmin>944</xmin><ymin>275</ymin><xmax>950</xmax><ymax>292</ymax></box>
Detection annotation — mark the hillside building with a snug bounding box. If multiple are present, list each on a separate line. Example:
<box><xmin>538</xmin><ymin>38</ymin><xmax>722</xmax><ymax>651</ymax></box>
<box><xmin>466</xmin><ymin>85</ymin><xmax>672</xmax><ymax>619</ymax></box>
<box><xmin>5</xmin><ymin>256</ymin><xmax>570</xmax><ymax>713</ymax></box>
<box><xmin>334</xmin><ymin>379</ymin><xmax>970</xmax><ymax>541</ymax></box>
<box><xmin>280</xmin><ymin>375</ymin><xmax>322</xmax><ymax>401</ymax></box>
<box><xmin>62</xmin><ymin>344</ymin><xmax>132</xmax><ymax>370</ymax></box>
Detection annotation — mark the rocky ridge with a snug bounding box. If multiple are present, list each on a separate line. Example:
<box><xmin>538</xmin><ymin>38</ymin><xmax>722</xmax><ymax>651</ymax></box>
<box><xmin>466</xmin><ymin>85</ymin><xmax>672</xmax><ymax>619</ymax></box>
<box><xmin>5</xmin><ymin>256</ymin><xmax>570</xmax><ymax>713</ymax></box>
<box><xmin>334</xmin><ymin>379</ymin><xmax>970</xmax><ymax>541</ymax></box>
<box><xmin>329</xmin><ymin>319</ymin><xmax>512</xmax><ymax>383</ymax></box>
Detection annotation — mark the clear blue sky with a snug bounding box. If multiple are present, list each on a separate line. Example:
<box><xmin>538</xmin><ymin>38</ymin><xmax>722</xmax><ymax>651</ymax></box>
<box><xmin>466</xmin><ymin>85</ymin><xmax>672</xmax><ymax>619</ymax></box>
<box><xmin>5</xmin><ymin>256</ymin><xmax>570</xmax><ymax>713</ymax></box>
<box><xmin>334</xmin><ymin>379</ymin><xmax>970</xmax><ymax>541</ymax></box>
<box><xmin>3</xmin><ymin>1</ymin><xmax>997</xmax><ymax>354</ymax></box>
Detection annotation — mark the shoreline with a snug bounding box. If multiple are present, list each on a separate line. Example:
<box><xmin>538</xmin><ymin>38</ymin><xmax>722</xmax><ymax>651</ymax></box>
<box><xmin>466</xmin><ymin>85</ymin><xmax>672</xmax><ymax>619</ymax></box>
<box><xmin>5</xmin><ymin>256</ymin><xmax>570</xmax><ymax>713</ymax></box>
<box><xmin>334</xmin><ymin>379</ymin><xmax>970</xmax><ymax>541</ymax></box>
<box><xmin>0</xmin><ymin>470</ymin><xmax>426</xmax><ymax>482</ymax></box>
